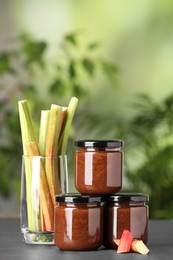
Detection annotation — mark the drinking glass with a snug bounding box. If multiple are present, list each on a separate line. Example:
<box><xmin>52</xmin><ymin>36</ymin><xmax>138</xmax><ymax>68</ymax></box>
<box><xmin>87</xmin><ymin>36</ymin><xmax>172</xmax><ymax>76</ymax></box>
<box><xmin>20</xmin><ymin>155</ymin><xmax>68</xmax><ymax>244</ymax></box>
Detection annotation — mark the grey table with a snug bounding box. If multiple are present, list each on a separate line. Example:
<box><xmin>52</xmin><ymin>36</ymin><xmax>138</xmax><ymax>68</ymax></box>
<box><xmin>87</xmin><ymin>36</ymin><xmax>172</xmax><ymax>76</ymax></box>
<box><xmin>0</xmin><ymin>219</ymin><xmax>172</xmax><ymax>260</ymax></box>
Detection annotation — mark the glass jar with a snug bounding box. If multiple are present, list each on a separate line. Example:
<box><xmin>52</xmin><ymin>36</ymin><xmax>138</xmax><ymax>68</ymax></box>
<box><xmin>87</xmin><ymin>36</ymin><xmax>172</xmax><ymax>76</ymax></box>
<box><xmin>74</xmin><ymin>140</ymin><xmax>123</xmax><ymax>194</ymax></box>
<box><xmin>103</xmin><ymin>193</ymin><xmax>149</xmax><ymax>248</ymax></box>
<box><xmin>54</xmin><ymin>194</ymin><xmax>104</xmax><ymax>250</ymax></box>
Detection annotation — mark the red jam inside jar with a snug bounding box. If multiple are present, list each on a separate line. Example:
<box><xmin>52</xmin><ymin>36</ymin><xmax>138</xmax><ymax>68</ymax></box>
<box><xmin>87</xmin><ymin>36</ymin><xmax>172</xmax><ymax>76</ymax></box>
<box><xmin>103</xmin><ymin>193</ymin><xmax>149</xmax><ymax>248</ymax></box>
<box><xmin>74</xmin><ymin>140</ymin><xmax>123</xmax><ymax>194</ymax></box>
<box><xmin>54</xmin><ymin>194</ymin><xmax>104</xmax><ymax>251</ymax></box>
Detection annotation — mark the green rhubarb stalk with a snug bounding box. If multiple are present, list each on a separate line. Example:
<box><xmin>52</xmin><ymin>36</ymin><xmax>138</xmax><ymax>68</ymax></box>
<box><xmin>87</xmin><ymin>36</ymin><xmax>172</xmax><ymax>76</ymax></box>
<box><xmin>39</xmin><ymin>110</ymin><xmax>50</xmax><ymax>157</ymax></box>
<box><xmin>18</xmin><ymin>100</ymin><xmax>39</xmax><ymax>231</ymax></box>
<box><xmin>38</xmin><ymin>110</ymin><xmax>50</xmax><ymax>229</ymax></box>
<box><xmin>59</xmin><ymin>97</ymin><xmax>78</xmax><ymax>155</ymax></box>
<box><xmin>45</xmin><ymin>105</ymin><xmax>62</xmax><ymax>156</ymax></box>
<box><xmin>45</xmin><ymin>105</ymin><xmax>62</xmax><ymax>204</ymax></box>
<box><xmin>59</xmin><ymin>107</ymin><xmax>67</xmax><ymax>137</ymax></box>
<box><xmin>19</xmin><ymin>100</ymin><xmax>38</xmax><ymax>146</ymax></box>
<box><xmin>18</xmin><ymin>101</ymin><xmax>35</xmax><ymax>230</ymax></box>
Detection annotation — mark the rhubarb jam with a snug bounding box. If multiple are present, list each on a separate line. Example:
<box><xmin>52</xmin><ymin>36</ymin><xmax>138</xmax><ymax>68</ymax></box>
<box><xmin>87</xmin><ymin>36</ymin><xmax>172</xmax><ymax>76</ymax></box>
<box><xmin>54</xmin><ymin>194</ymin><xmax>104</xmax><ymax>251</ymax></box>
<box><xmin>74</xmin><ymin>140</ymin><xmax>123</xmax><ymax>194</ymax></box>
<box><xmin>103</xmin><ymin>193</ymin><xmax>149</xmax><ymax>248</ymax></box>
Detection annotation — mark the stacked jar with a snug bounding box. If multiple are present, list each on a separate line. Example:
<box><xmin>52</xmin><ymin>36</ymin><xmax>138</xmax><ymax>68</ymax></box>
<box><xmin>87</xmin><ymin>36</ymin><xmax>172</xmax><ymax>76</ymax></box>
<box><xmin>54</xmin><ymin>140</ymin><xmax>149</xmax><ymax>250</ymax></box>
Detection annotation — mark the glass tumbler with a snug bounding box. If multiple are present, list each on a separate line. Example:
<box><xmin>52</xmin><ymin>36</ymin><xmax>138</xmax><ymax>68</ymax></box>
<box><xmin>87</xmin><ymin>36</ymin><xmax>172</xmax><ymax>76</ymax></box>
<box><xmin>20</xmin><ymin>155</ymin><xmax>68</xmax><ymax>245</ymax></box>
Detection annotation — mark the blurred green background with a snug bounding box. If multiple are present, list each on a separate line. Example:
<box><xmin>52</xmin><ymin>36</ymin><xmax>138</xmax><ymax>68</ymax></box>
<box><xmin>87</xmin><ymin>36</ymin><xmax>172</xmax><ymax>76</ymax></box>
<box><xmin>1</xmin><ymin>0</ymin><xmax>173</xmax><ymax>218</ymax></box>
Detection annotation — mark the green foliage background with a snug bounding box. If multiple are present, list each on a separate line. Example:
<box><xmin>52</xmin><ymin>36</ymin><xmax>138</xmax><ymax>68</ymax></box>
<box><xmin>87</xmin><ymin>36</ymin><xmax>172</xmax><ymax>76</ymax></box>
<box><xmin>0</xmin><ymin>32</ymin><xmax>118</xmax><ymax>210</ymax></box>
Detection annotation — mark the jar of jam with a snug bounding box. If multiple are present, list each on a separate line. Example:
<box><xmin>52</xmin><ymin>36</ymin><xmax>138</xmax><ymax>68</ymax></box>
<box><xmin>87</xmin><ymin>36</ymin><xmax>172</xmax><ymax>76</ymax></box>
<box><xmin>54</xmin><ymin>194</ymin><xmax>104</xmax><ymax>250</ymax></box>
<box><xmin>103</xmin><ymin>193</ymin><xmax>149</xmax><ymax>248</ymax></box>
<box><xmin>74</xmin><ymin>140</ymin><xmax>123</xmax><ymax>194</ymax></box>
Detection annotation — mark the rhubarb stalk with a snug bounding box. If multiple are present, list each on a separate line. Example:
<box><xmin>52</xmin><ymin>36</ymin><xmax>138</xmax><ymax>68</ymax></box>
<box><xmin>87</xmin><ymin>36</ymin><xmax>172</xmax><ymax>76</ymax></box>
<box><xmin>59</xmin><ymin>97</ymin><xmax>78</xmax><ymax>155</ymax></box>
<box><xmin>117</xmin><ymin>230</ymin><xmax>133</xmax><ymax>253</ymax></box>
<box><xmin>18</xmin><ymin>100</ymin><xmax>39</xmax><ymax>231</ymax></box>
<box><xmin>39</xmin><ymin>110</ymin><xmax>50</xmax><ymax>156</ymax></box>
<box><xmin>114</xmin><ymin>238</ymin><xmax>150</xmax><ymax>255</ymax></box>
<box><xmin>45</xmin><ymin>105</ymin><xmax>62</xmax><ymax>205</ymax></box>
<box><xmin>131</xmin><ymin>240</ymin><xmax>150</xmax><ymax>255</ymax></box>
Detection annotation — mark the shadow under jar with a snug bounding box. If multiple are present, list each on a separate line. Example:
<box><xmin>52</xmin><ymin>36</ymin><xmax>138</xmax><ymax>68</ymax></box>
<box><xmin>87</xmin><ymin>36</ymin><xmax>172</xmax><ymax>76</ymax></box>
<box><xmin>54</xmin><ymin>194</ymin><xmax>104</xmax><ymax>251</ymax></box>
<box><xmin>74</xmin><ymin>140</ymin><xmax>123</xmax><ymax>195</ymax></box>
<box><xmin>103</xmin><ymin>193</ymin><xmax>149</xmax><ymax>249</ymax></box>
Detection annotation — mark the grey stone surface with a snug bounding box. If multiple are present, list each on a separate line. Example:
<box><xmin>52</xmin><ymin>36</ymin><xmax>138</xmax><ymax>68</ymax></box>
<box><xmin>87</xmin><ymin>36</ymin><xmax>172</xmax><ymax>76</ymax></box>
<box><xmin>0</xmin><ymin>219</ymin><xmax>173</xmax><ymax>260</ymax></box>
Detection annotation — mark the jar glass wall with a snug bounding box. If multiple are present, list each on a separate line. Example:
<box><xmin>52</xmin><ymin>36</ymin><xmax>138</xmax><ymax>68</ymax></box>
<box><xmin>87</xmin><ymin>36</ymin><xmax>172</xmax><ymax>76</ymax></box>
<box><xmin>75</xmin><ymin>140</ymin><xmax>123</xmax><ymax>194</ymax></box>
<box><xmin>54</xmin><ymin>194</ymin><xmax>104</xmax><ymax>250</ymax></box>
<box><xmin>103</xmin><ymin>193</ymin><xmax>149</xmax><ymax>249</ymax></box>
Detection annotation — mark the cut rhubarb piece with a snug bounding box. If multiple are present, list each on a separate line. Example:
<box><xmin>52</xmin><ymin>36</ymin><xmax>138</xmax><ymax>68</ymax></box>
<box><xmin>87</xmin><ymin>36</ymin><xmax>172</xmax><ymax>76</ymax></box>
<box><xmin>117</xmin><ymin>230</ymin><xmax>133</xmax><ymax>253</ymax></box>
<box><xmin>131</xmin><ymin>240</ymin><xmax>150</xmax><ymax>255</ymax></box>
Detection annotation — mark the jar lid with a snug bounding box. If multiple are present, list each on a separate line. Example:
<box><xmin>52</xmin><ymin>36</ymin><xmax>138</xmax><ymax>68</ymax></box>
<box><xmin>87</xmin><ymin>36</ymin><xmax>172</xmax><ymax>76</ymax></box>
<box><xmin>75</xmin><ymin>140</ymin><xmax>123</xmax><ymax>148</ymax></box>
<box><xmin>104</xmin><ymin>193</ymin><xmax>149</xmax><ymax>202</ymax></box>
<box><xmin>55</xmin><ymin>193</ymin><xmax>104</xmax><ymax>203</ymax></box>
